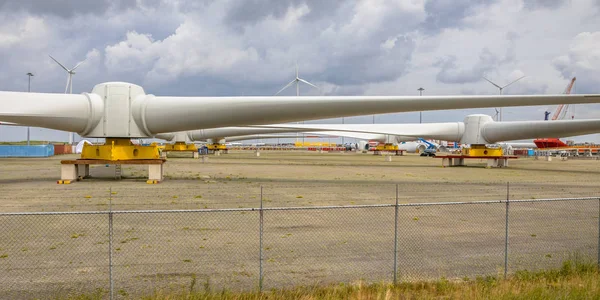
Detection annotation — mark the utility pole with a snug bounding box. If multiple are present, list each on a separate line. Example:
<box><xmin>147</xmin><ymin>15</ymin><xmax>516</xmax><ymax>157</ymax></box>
<box><xmin>26</xmin><ymin>72</ymin><xmax>34</xmax><ymax>146</ymax></box>
<box><xmin>418</xmin><ymin>87</ymin><xmax>424</xmax><ymax>124</ymax></box>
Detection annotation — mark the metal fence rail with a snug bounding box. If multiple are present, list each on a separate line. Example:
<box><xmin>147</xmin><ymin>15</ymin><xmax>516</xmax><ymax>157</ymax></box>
<box><xmin>0</xmin><ymin>191</ymin><xmax>599</xmax><ymax>299</ymax></box>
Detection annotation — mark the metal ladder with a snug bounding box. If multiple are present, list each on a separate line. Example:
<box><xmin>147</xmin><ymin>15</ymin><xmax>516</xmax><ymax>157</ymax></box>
<box><xmin>114</xmin><ymin>164</ymin><xmax>122</xmax><ymax>179</ymax></box>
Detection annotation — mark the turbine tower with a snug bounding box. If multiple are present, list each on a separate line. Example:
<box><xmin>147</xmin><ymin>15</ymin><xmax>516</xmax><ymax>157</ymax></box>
<box><xmin>483</xmin><ymin>75</ymin><xmax>526</xmax><ymax>121</ymax></box>
<box><xmin>49</xmin><ymin>55</ymin><xmax>86</xmax><ymax>145</ymax></box>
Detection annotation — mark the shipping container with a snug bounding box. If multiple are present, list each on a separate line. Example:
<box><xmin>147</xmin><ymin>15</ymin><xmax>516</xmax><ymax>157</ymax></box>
<box><xmin>53</xmin><ymin>144</ymin><xmax>73</xmax><ymax>155</ymax></box>
<box><xmin>0</xmin><ymin>145</ymin><xmax>54</xmax><ymax>157</ymax></box>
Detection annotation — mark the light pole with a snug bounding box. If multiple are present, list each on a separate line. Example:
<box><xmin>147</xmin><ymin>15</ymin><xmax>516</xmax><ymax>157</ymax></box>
<box><xmin>418</xmin><ymin>87</ymin><xmax>424</xmax><ymax>124</ymax></box>
<box><xmin>26</xmin><ymin>72</ymin><xmax>34</xmax><ymax>146</ymax></box>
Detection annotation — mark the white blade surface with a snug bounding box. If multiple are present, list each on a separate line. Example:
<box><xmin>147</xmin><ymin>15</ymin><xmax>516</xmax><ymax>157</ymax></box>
<box><xmin>298</xmin><ymin>78</ymin><xmax>319</xmax><ymax>90</ymax></box>
<box><xmin>187</xmin><ymin>127</ymin><xmax>312</xmax><ymax>141</ymax></box>
<box><xmin>483</xmin><ymin>77</ymin><xmax>502</xmax><ymax>89</ymax></box>
<box><xmin>71</xmin><ymin>59</ymin><xmax>86</xmax><ymax>71</ymax></box>
<box><xmin>252</xmin><ymin>123</ymin><xmax>466</xmax><ymax>141</ymax></box>
<box><xmin>143</xmin><ymin>94</ymin><xmax>600</xmax><ymax>134</ymax></box>
<box><xmin>502</xmin><ymin>75</ymin><xmax>526</xmax><ymax>89</ymax></box>
<box><xmin>65</xmin><ymin>75</ymin><xmax>72</xmax><ymax>94</ymax></box>
<box><xmin>0</xmin><ymin>92</ymin><xmax>91</xmax><ymax>132</ymax></box>
<box><xmin>49</xmin><ymin>55</ymin><xmax>69</xmax><ymax>72</ymax></box>
<box><xmin>224</xmin><ymin>134</ymin><xmax>325</xmax><ymax>142</ymax></box>
<box><xmin>274</xmin><ymin>80</ymin><xmax>296</xmax><ymax>96</ymax></box>
<box><xmin>482</xmin><ymin>119</ymin><xmax>600</xmax><ymax>143</ymax></box>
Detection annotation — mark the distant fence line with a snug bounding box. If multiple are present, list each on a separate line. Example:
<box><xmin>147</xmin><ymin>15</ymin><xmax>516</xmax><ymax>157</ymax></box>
<box><xmin>0</xmin><ymin>187</ymin><xmax>598</xmax><ymax>299</ymax></box>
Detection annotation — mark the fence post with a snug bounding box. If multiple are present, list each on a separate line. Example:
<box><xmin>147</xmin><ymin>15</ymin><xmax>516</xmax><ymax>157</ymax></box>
<box><xmin>259</xmin><ymin>186</ymin><xmax>264</xmax><ymax>292</ymax></box>
<box><xmin>504</xmin><ymin>182</ymin><xmax>509</xmax><ymax>279</ymax></box>
<box><xmin>597</xmin><ymin>198</ymin><xmax>600</xmax><ymax>268</ymax></box>
<box><xmin>393</xmin><ymin>184</ymin><xmax>399</xmax><ymax>285</ymax></box>
<box><xmin>109</xmin><ymin>187</ymin><xmax>114</xmax><ymax>300</ymax></box>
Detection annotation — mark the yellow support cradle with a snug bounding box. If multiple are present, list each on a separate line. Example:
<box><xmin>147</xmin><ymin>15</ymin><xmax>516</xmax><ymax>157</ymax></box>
<box><xmin>374</xmin><ymin>143</ymin><xmax>399</xmax><ymax>151</ymax></box>
<box><xmin>207</xmin><ymin>143</ymin><xmax>228</xmax><ymax>151</ymax></box>
<box><xmin>461</xmin><ymin>144</ymin><xmax>503</xmax><ymax>157</ymax></box>
<box><xmin>81</xmin><ymin>138</ymin><xmax>161</xmax><ymax>160</ymax></box>
<box><xmin>164</xmin><ymin>142</ymin><xmax>198</xmax><ymax>152</ymax></box>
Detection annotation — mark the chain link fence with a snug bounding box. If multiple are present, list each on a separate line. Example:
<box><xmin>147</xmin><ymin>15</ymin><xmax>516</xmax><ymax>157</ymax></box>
<box><xmin>0</xmin><ymin>186</ymin><xmax>599</xmax><ymax>299</ymax></box>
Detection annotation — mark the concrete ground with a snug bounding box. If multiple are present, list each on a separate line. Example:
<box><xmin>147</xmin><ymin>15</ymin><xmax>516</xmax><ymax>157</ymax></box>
<box><xmin>0</xmin><ymin>151</ymin><xmax>598</xmax><ymax>298</ymax></box>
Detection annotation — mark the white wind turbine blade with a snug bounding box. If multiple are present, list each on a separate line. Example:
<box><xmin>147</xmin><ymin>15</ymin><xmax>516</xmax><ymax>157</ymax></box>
<box><xmin>0</xmin><ymin>92</ymin><xmax>92</xmax><ymax>132</ymax></box>
<box><xmin>65</xmin><ymin>74</ymin><xmax>72</xmax><ymax>94</ymax></box>
<box><xmin>143</xmin><ymin>94</ymin><xmax>600</xmax><ymax>134</ymax></box>
<box><xmin>49</xmin><ymin>55</ymin><xmax>70</xmax><ymax>72</ymax></box>
<box><xmin>298</xmin><ymin>78</ymin><xmax>320</xmax><ymax>90</ymax></box>
<box><xmin>250</xmin><ymin>123</ymin><xmax>464</xmax><ymax>141</ymax></box>
<box><xmin>483</xmin><ymin>119</ymin><xmax>600</xmax><ymax>143</ymax></box>
<box><xmin>3</xmin><ymin>81</ymin><xmax>600</xmax><ymax>137</ymax></box>
<box><xmin>483</xmin><ymin>77</ymin><xmax>502</xmax><ymax>89</ymax></box>
<box><xmin>186</xmin><ymin>126</ymin><xmax>313</xmax><ymax>141</ymax></box>
<box><xmin>274</xmin><ymin>80</ymin><xmax>297</xmax><ymax>96</ymax></box>
<box><xmin>502</xmin><ymin>75</ymin><xmax>526</xmax><ymax>89</ymax></box>
<box><xmin>71</xmin><ymin>58</ymin><xmax>87</xmax><ymax>72</ymax></box>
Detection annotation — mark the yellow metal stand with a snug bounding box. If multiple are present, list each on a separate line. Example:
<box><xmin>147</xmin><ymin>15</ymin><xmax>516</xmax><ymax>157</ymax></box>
<box><xmin>164</xmin><ymin>142</ymin><xmax>198</xmax><ymax>152</ymax></box>
<box><xmin>207</xmin><ymin>143</ymin><xmax>228</xmax><ymax>151</ymax></box>
<box><xmin>461</xmin><ymin>144</ymin><xmax>503</xmax><ymax>157</ymax></box>
<box><xmin>294</xmin><ymin>142</ymin><xmax>336</xmax><ymax>147</ymax></box>
<box><xmin>81</xmin><ymin>138</ymin><xmax>160</xmax><ymax>160</ymax></box>
<box><xmin>374</xmin><ymin>143</ymin><xmax>399</xmax><ymax>151</ymax></box>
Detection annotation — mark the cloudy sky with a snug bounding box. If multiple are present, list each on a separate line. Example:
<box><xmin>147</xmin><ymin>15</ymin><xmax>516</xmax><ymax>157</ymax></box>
<box><xmin>1</xmin><ymin>0</ymin><xmax>599</xmax><ymax>143</ymax></box>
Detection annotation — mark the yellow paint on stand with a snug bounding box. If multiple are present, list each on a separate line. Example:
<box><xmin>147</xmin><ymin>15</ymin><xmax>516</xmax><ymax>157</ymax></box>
<box><xmin>207</xmin><ymin>143</ymin><xmax>228</xmax><ymax>150</ymax></box>
<box><xmin>81</xmin><ymin>138</ymin><xmax>160</xmax><ymax>160</ymax></box>
<box><xmin>461</xmin><ymin>145</ymin><xmax>503</xmax><ymax>157</ymax></box>
<box><xmin>164</xmin><ymin>142</ymin><xmax>198</xmax><ymax>152</ymax></box>
<box><xmin>374</xmin><ymin>143</ymin><xmax>399</xmax><ymax>151</ymax></box>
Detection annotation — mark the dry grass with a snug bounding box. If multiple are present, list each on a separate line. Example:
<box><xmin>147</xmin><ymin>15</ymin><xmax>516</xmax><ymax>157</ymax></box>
<box><xmin>62</xmin><ymin>260</ymin><xmax>600</xmax><ymax>300</ymax></box>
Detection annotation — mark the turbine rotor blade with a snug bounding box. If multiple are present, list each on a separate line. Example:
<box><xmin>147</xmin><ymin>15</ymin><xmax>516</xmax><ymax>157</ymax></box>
<box><xmin>71</xmin><ymin>58</ymin><xmax>87</xmax><ymax>71</ymax></box>
<box><xmin>483</xmin><ymin>77</ymin><xmax>502</xmax><ymax>89</ymax></box>
<box><xmin>49</xmin><ymin>55</ymin><xmax>70</xmax><ymax>72</ymax></box>
<box><xmin>298</xmin><ymin>78</ymin><xmax>319</xmax><ymax>90</ymax></box>
<box><xmin>0</xmin><ymin>91</ymin><xmax>92</xmax><ymax>133</ymax></box>
<box><xmin>274</xmin><ymin>80</ymin><xmax>297</xmax><ymax>95</ymax></box>
<box><xmin>483</xmin><ymin>119</ymin><xmax>600</xmax><ymax>143</ymax></box>
<box><xmin>65</xmin><ymin>75</ymin><xmax>72</xmax><ymax>94</ymax></box>
<box><xmin>502</xmin><ymin>75</ymin><xmax>526</xmax><ymax>89</ymax></box>
<box><xmin>143</xmin><ymin>93</ymin><xmax>600</xmax><ymax>134</ymax></box>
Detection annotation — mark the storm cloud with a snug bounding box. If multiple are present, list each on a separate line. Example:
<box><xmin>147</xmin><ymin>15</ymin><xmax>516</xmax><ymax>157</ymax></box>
<box><xmin>1</xmin><ymin>0</ymin><xmax>600</xmax><ymax>142</ymax></box>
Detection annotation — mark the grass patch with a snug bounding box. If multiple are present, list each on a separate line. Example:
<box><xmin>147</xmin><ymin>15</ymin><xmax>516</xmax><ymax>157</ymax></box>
<box><xmin>53</xmin><ymin>259</ymin><xmax>600</xmax><ymax>300</ymax></box>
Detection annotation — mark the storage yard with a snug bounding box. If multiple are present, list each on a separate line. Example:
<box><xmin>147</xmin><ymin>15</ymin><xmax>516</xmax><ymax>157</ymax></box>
<box><xmin>0</xmin><ymin>151</ymin><xmax>598</xmax><ymax>211</ymax></box>
<box><xmin>0</xmin><ymin>151</ymin><xmax>598</xmax><ymax>298</ymax></box>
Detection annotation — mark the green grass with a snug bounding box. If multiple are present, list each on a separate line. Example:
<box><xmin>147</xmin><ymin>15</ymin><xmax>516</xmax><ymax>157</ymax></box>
<box><xmin>58</xmin><ymin>259</ymin><xmax>600</xmax><ymax>300</ymax></box>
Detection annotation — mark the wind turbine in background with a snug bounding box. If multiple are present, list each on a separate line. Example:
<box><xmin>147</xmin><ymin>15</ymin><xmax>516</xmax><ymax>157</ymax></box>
<box><xmin>275</xmin><ymin>63</ymin><xmax>320</xmax><ymax>144</ymax></box>
<box><xmin>49</xmin><ymin>55</ymin><xmax>86</xmax><ymax>94</ymax></box>
<box><xmin>49</xmin><ymin>55</ymin><xmax>87</xmax><ymax>145</ymax></box>
<box><xmin>275</xmin><ymin>63</ymin><xmax>320</xmax><ymax>96</ymax></box>
<box><xmin>483</xmin><ymin>75</ymin><xmax>526</xmax><ymax>121</ymax></box>
<box><xmin>493</xmin><ymin>108</ymin><xmax>500</xmax><ymax>121</ymax></box>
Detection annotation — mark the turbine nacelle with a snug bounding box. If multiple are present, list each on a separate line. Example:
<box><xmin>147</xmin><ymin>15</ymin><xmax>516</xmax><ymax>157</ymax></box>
<box><xmin>82</xmin><ymin>82</ymin><xmax>152</xmax><ymax>138</ymax></box>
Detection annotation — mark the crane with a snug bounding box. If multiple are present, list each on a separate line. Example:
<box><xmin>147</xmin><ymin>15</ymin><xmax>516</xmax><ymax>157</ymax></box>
<box><xmin>547</xmin><ymin>77</ymin><xmax>576</xmax><ymax>120</ymax></box>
